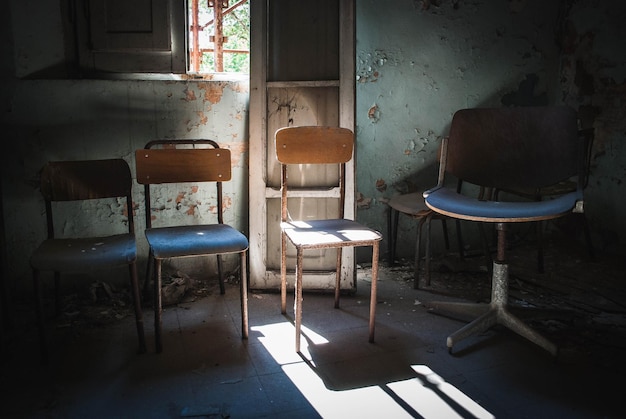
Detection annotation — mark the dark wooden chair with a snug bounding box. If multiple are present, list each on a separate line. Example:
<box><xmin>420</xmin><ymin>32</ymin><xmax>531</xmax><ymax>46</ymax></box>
<box><xmin>31</xmin><ymin>159</ymin><xmax>146</xmax><ymax>364</ymax></box>
<box><xmin>423</xmin><ymin>106</ymin><xmax>584</xmax><ymax>356</ymax></box>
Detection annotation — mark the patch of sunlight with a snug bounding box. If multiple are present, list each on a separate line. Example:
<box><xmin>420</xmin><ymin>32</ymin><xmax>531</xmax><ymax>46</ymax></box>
<box><xmin>411</xmin><ymin>365</ymin><xmax>494</xmax><ymax>419</ymax></box>
<box><xmin>283</xmin><ymin>362</ymin><xmax>412</xmax><ymax>418</ymax></box>
<box><xmin>252</xmin><ymin>322</ymin><xmax>494</xmax><ymax>419</ymax></box>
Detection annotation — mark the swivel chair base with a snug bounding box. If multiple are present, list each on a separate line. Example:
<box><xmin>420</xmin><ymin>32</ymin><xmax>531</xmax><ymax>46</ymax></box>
<box><xmin>427</xmin><ymin>261</ymin><xmax>558</xmax><ymax>356</ymax></box>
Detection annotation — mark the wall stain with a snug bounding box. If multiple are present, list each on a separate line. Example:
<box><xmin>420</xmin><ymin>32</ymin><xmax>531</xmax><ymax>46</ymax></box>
<box><xmin>196</xmin><ymin>111</ymin><xmax>208</xmax><ymax>125</ymax></box>
<box><xmin>356</xmin><ymin>192</ymin><xmax>372</xmax><ymax>209</ymax></box>
<box><xmin>183</xmin><ymin>88</ymin><xmax>197</xmax><ymax>102</ymax></box>
<box><xmin>376</xmin><ymin>179</ymin><xmax>387</xmax><ymax>192</ymax></box>
<box><xmin>198</xmin><ymin>82</ymin><xmax>225</xmax><ymax>104</ymax></box>
<box><xmin>221</xmin><ymin>142</ymin><xmax>248</xmax><ymax>167</ymax></box>
<box><xmin>368</xmin><ymin>104</ymin><xmax>380</xmax><ymax>122</ymax></box>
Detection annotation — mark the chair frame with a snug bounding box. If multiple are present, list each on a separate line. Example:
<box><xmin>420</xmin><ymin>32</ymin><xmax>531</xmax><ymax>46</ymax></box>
<box><xmin>31</xmin><ymin>158</ymin><xmax>146</xmax><ymax>364</ymax></box>
<box><xmin>387</xmin><ymin>192</ymin><xmax>451</xmax><ymax>288</ymax></box>
<box><xmin>276</xmin><ymin>126</ymin><xmax>382</xmax><ymax>353</ymax></box>
<box><xmin>136</xmin><ymin>139</ymin><xmax>249</xmax><ymax>353</ymax></box>
<box><xmin>424</xmin><ymin>106</ymin><xmax>584</xmax><ymax>356</ymax></box>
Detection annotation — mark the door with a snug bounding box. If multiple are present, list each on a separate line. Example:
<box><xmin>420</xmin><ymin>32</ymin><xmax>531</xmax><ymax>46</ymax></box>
<box><xmin>249</xmin><ymin>0</ymin><xmax>356</xmax><ymax>290</ymax></box>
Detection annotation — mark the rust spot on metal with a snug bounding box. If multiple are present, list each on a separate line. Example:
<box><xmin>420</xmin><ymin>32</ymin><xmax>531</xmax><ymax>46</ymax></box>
<box><xmin>176</xmin><ymin>192</ymin><xmax>186</xmax><ymax>204</ymax></box>
<box><xmin>186</xmin><ymin>204</ymin><xmax>197</xmax><ymax>216</ymax></box>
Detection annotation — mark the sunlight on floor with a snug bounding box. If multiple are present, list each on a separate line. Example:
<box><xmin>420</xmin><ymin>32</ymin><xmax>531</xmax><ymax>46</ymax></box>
<box><xmin>252</xmin><ymin>322</ymin><xmax>495</xmax><ymax>419</ymax></box>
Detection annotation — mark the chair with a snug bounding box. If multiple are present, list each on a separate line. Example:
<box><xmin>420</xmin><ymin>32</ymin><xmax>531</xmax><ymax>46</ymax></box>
<box><xmin>31</xmin><ymin>159</ymin><xmax>146</xmax><ymax>364</ymax></box>
<box><xmin>275</xmin><ymin>126</ymin><xmax>383</xmax><ymax>353</ymax></box>
<box><xmin>423</xmin><ymin>106</ymin><xmax>584</xmax><ymax>356</ymax></box>
<box><xmin>387</xmin><ymin>191</ymin><xmax>450</xmax><ymax>288</ymax></box>
<box><xmin>135</xmin><ymin>140</ymin><xmax>249</xmax><ymax>353</ymax></box>
<box><xmin>494</xmin><ymin>126</ymin><xmax>595</xmax><ymax>272</ymax></box>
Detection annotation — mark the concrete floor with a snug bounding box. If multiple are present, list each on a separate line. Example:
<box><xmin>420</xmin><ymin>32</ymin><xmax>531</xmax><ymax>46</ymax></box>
<box><xmin>2</xmin><ymin>235</ymin><xmax>624</xmax><ymax>418</ymax></box>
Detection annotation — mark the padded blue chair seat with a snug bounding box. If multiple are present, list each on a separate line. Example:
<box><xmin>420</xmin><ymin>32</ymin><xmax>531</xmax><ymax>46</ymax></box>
<box><xmin>145</xmin><ymin>224</ymin><xmax>249</xmax><ymax>259</ymax></box>
<box><xmin>31</xmin><ymin>234</ymin><xmax>136</xmax><ymax>272</ymax></box>
<box><xmin>424</xmin><ymin>187</ymin><xmax>582</xmax><ymax>222</ymax></box>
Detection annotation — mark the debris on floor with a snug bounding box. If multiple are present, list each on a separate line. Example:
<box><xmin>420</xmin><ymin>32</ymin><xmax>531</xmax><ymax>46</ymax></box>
<box><xmin>383</xmin><ymin>231</ymin><xmax>626</xmax><ymax>372</ymax></box>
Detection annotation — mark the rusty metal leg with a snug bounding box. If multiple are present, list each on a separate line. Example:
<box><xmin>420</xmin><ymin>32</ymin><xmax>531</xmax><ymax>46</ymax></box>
<box><xmin>240</xmin><ymin>251</ymin><xmax>249</xmax><ymax>339</ymax></box>
<box><xmin>280</xmin><ymin>231</ymin><xmax>287</xmax><ymax>314</ymax></box>
<box><xmin>216</xmin><ymin>254</ymin><xmax>225</xmax><ymax>295</ymax></box>
<box><xmin>142</xmin><ymin>251</ymin><xmax>153</xmax><ymax>302</ymax></box>
<box><xmin>128</xmin><ymin>262</ymin><xmax>146</xmax><ymax>354</ymax></box>
<box><xmin>414</xmin><ymin>216</ymin><xmax>427</xmax><ymax>289</ymax></box>
<box><xmin>424</xmin><ymin>213</ymin><xmax>433</xmax><ymax>287</ymax></box>
<box><xmin>294</xmin><ymin>247</ymin><xmax>304</xmax><ymax>353</ymax></box>
<box><xmin>154</xmin><ymin>258</ymin><xmax>163</xmax><ymax>354</ymax></box>
<box><xmin>334</xmin><ymin>248</ymin><xmax>342</xmax><ymax>309</ymax></box>
<box><xmin>369</xmin><ymin>242</ymin><xmax>380</xmax><ymax>343</ymax></box>
<box><xmin>33</xmin><ymin>269</ymin><xmax>48</xmax><ymax>365</ymax></box>
<box><xmin>388</xmin><ymin>206</ymin><xmax>399</xmax><ymax>267</ymax></box>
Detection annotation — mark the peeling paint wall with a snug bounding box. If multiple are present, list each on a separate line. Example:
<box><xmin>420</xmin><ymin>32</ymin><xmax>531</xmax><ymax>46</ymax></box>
<box><xmin>355</xmin><ymin>0</ymin><xmax>626</xmax><ymax>260</ymax></box>
<box><xmin>2</xmin><ymin>78</ymin><xmax>249</xmax><ymax>293</ymax></box>
<box><xmin>558</xmin><ymin>0</ymin><xmax>626</xmax><ymax>251</ymax></box>
<box><xmin>2</xmin><ymin>0</ymin><xmax>625</xmax><ymax>297</ymax></box>
<box><xmin>1</xmin><ymin>0</ymin><xmax>250</xmax><ymax>294</ymax></box>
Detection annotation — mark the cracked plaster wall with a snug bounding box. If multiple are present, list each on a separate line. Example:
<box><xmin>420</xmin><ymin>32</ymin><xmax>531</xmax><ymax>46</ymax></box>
<box><xmin>1</xmin><ymin>0</ymin><xmax>625</xmax><ymax>297</ymax></box>
<box><xmin>1</xmin><ymin>0</ymin><xmax>249</xmax><ymax>294</ymax></box>
<box><xmin>355</xmin><ymin>0</ymin><xmax>626</xmax><ymax>260</ymax></box>
<box><xmin>2</xmin><ymin>79</ymin><xmax>249</xmax><ymax>294</ymax></box>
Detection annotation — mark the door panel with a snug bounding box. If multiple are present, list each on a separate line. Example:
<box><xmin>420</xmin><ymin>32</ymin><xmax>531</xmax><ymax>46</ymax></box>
<box><xmin>249</xmin><ymin>0</ymin><xmax>355</xmax><ymax>290</ymax></box>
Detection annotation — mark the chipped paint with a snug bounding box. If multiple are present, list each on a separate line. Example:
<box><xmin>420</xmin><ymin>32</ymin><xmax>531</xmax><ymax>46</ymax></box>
<box><xmin>375</xmin><ymin>179</ymin><xmax>387</xmax><ymax>192</ymax></box>
<box><xmin>367</xmin><ymin>104</ymin><xmax>379</xmax><ymax>122</ymax></box>
<box><xmin>356</xmin><ymin>192</ymin><xmax>372</xmax><ymax>209</ymax></box>
<box><xmin>197</xmin><ymin>82</ymin><xmax>225</xmax><ymax>104</ymax></box>
<box><xmin>220</xmin><ymin>142</ymin><xmax>248</xmax><ymax>167</ymax></box>
<box><xmin>196</xmin><ymin>111</ymin><xmax>208</xmax><ymax>125</ymax></box>
<box><xmin>186</xmin><ymin>204</ymin><xmax>197</xmax><ymax>216</ymax></box>
<box><xmin>183</xmin><ymin>88</ymin><xmax>197</xmax><ymax>101</ymax></box>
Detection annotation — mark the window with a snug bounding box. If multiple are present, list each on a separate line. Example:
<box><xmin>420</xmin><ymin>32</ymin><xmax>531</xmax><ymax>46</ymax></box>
<box><xmin>189</xmin><ymin>0</ymin><xmax>250</xmax><ymax>74</ymax></box>
<box><xmin>70</xmin><ymin>0</ymin><xmax>249</xmax><ymax>77</ymax></box>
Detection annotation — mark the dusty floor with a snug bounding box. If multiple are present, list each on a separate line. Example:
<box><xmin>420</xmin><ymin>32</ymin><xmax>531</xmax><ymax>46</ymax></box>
<box><xmin>1</xmin><ymin>226</ymin><xmax>625</xmax><ymax>418</ymax></box>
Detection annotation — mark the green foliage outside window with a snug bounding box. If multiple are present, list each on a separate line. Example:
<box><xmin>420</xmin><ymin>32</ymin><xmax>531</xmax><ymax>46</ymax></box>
<box><xmin>194</xmin><ymin>1</ymin><xmax>250</xmax><ymax>74</ymax></box>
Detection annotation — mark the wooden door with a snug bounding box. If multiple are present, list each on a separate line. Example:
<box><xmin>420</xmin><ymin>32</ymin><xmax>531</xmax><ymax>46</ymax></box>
<box><xmin>249</xmin><ymin>0</ymin><xmax>356</xmax><ymax>290</ymax></box>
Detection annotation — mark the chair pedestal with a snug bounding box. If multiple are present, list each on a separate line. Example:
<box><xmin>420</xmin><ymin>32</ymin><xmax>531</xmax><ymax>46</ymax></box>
<box><xmin>427</xmin><ymin>261</ymin><xmax>558</xmax><ymax>356</ymax></box>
